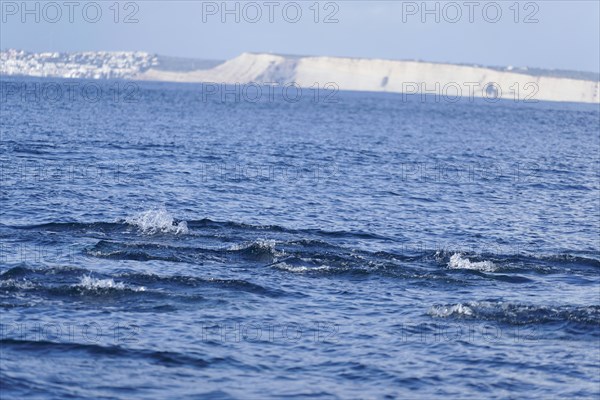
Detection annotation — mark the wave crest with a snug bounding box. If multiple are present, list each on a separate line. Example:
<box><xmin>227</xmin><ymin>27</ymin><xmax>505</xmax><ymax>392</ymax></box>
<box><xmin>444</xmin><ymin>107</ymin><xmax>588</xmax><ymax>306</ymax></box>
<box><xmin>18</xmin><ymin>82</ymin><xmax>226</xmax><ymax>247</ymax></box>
<box><xmin>429</xmin><ymin>301</ymin><xmax>600</xmax><ymax>325</ymax></box>
<box><xmin>125</xmin><ymin>208</ymin><xmax>189</xmax><ymax>235</ymax></box>
<box><xmin>228</xmin><ymin>239</ymin><xmax>286</xmax><ymax>261</ymax></box>
<box><xmin>448</xmin><ymin>253</ymin><xmax>497</xmax><ymax>272</ymax></box>
<box><xmin>75</xmin><ymin>275</ymin><xmax>146</xmax><ymax>292</ymax></box>
<box><xmin>271</xmin><ymin>262</ymin><xmax>332</xmax><ymax>273</ymax></box>
<box><xmin>429</xmin><ymin>303</ymin><xmax>474</xmax><ymax>317</ymax></box>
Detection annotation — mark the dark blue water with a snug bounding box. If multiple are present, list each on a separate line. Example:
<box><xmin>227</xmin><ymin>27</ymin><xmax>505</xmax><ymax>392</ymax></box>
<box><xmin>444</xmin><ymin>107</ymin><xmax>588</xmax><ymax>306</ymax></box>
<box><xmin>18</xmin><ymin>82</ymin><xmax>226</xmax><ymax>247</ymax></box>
<box><xmin>1</xmin><ymin>78</ymin><xmax>599</xmax><ymax>399</ymax></box>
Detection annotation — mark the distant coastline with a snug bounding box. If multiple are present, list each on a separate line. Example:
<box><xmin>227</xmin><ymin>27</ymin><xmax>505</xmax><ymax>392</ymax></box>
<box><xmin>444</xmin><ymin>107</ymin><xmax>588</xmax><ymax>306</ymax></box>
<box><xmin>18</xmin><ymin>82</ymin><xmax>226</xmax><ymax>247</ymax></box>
<box><xmin>2</xmin><ymin>49</ymin><xmax>599</xmax><ymax>103</ymax></box>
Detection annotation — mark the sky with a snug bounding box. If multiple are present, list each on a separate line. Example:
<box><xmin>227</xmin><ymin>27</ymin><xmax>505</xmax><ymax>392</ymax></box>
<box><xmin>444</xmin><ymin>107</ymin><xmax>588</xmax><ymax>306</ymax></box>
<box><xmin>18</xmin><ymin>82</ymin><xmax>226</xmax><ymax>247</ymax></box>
<box><xmin>1</xmin><ymin>0</ymin><xmax>599</xmax><ymax>72</ymax></box>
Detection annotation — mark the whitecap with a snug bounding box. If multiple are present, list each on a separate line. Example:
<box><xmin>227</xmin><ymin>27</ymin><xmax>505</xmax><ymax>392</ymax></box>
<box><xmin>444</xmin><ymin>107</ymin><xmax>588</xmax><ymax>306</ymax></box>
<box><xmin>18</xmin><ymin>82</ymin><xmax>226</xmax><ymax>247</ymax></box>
<box><xmin>0</xmin><ymin>279</ymin><xmax>36</xmax><ymax>290</ymax></box>
<box><xmin>125</xmin><ymin>208</ymin><xmax>189</xmax><ymax>235</ymax></box>
<box><xmin>76</xmin><ymin>275</ymin><xmax>145</xmax><ymax>292</ymax></box>
<box><xmin>429</xmin><ymin>303</ymin><xmax>474</xmax><ymax>317</ymax></box>
<box><xmin>271</xmin><ymin>262</ymin><xmax>331</xmax><ymax>273</ymax></box>
<box><xmin>228</xmin><ymin>239</ymin><xmax>277</xmax><ymax>251</ymax></box>
<box><xmin>448</xmin><ymin>253</ymin><xmax>497</xmax><ymax>272</ymax></box>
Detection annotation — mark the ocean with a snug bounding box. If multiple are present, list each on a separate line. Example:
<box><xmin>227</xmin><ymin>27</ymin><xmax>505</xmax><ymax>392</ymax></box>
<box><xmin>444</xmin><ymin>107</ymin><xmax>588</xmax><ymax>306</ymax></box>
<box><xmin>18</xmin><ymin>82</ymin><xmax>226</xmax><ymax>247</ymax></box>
<box><xmin>1</xmin><ymin>77</ymin><xmax>599</xmax><ymax>399</ymax></box>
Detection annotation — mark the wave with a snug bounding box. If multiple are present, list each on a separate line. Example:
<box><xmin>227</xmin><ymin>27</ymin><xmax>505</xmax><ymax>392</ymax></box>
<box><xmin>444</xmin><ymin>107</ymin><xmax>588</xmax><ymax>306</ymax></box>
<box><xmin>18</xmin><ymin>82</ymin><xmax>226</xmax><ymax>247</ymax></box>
<box><xmin>124</xmin><ymin>208</ymin><xmax>189</xmax><ymax>235</ymax></box>
<box><xmin>185</xmin><ymin>218</ymin><xmax>392</xmax><ymax>241</ymax></box>
<box><xmin>447</xmin><ymin>253</ymin><xmax>498</xmax><ymax>272</ymax></box>
<box><xmin>271</xmin><ymin>262</ymin><xmax>332</xmax><ymax>273</ymax></box>
<box><xmin>12</xmin><ymin>221</ymin><xmax>124</xmax><ymax>234</ymax></box>
<box><xmin>429</xmin><ymin>301</ymin><xmax>600</xmax><ymax>326</ymax></box>
<box><xmin>429</xmin><ymin>303</ymin><xmax>475</xmax><ymax>317</ymax></box>
<box><xmin>115</xmin><ymin>272</ymin><xmax>282</xmax><ymax>297</ymax></box>
<box><xmin>85</xmin><ymin>240</ymin><xmax>201</xmax><ymax>263</ymax></box>
<box><xmin>433</xmin><ymin>250</ymin><xmax>599</xmax><ymax>276</ymax></box>
<box><xmin>0</xmin><ymin>339</ymin><xmax>212</xmax><ymax>368</ymax></box>
<box><xmin>227</xmin><ymin>239</ymin><xmax>285</xmax><ymax>260</ymax></box>
<box><xmin>0</xmin><ymin>265</ymin><xmax>281</xmax><ymax>298</ymax></box>
<box><xmin>1</xmin><ymin>265</ymin><xmax>87</xmax><ymax>279</ymax></box>
<box><xmin>10</xmin><ymin>214</ymin><xmax>598</xmax><ymax>268</ymax></box>
<box><xmin>7</xmin><ymin>214</ymin><xmax>599</xmax><ymax>279</ymax></box>
<box><xmin>86</xmin><ymin>239</ymin><xmax>281</xmax><ymax>264</ymax></box>
<box><xmin>11</xmin><ymin>215</ymin><xmax>391</xmax><ymax>242</ymax></box>
<box><xmin>75</xmin><ymin>275</ymin><xmax>146</xmax><ymax>292</ymax></box>
<box><xmin>228</xmin><ymin>239</ymin><xmax>277</xmax><ymax>252</ymax></box>
<box><xmin>537</xmin><ymin>253</ymin><xmax>600</xmax><ymax>268</ymax></box>
<box><xmin>0</xmin><ymin>278</ymin><xmax>36</xmax><ymax>290</ymax></box>
<box><xmin>83</xmin><ymin>238</ymin><xmax>600</xmax><ymax>284</ymax></box>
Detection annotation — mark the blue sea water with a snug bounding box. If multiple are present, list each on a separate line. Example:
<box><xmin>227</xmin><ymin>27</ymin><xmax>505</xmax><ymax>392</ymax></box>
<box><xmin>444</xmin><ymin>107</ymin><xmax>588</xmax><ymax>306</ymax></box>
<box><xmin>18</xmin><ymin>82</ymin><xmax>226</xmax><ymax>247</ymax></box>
<box><xmin>1</xmin><ymin>78</ymin><xmax>599</xmax><ymax>399</ymax></box>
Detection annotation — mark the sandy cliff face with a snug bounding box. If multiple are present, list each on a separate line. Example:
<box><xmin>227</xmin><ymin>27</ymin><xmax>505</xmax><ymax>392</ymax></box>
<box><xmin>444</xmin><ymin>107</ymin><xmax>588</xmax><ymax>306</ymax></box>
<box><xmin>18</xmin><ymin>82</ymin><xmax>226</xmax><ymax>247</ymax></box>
<box><xmin>140</xmin><ymin>53</ymin><xmax>287</xmax><ymax>83</ymax></box>
<box><xmin>138</xmin><ymin>53</ymin><xmax>600</xmax><ymax>104</ymax></box>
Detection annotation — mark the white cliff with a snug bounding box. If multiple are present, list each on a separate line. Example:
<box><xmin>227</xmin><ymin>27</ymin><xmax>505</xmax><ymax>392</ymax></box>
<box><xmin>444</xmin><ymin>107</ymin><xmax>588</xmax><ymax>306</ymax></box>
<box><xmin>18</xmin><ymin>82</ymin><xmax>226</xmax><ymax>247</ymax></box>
<box><xmin>2</xmin><ymin>50</ymin><xmax>598</xmax><ymax>104</ymax></box>
<box><xmin>139</xmin><ymin>53</ymin><xmax>600</xmax><ymax>104</ymax></box>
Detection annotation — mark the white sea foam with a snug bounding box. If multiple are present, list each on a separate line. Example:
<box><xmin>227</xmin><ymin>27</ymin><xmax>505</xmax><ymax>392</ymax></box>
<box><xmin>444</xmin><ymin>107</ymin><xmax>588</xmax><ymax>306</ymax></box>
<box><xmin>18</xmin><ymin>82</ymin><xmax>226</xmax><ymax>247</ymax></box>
<box><xmin>0</xmin><ymin>279</ymin><xmax>36</xmax><ymax>289</ymax></box>
<box><xmin>429</xmin><ymin>303</ymin><xmax>474</xmax><ymax>317</ymax></box>
<box><xmin>228</xmin><ymin>239</ymin><xmax>277</xmax><ymax>251</ymax></box>
<box><xmin>76</xmin><ymin>275</ymin><xmax>145</xmax><ymax>292</ymax></box>
<box><xmin>125</xmin><ymin>208</ymin><xmax>189</xmax><ymax>235</ymax></box>
<box><xmin>448</xmin><ymin>253</ymin><xmax>497</xmax><ymax>272</ymax></box>
<box><xmin>272</xmin><ymin>263</ymin><xmax>331</xmax><ymax>273</ymax></box>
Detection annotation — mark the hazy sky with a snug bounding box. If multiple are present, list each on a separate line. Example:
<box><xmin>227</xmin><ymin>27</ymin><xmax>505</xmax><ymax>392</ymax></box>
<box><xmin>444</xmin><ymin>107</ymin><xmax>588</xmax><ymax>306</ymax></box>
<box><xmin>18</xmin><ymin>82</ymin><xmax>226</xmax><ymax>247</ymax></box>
<box><xmin>1</xmin><ymin>1</ymin><xmax>599</xmax><ymax>72</ymax></box>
